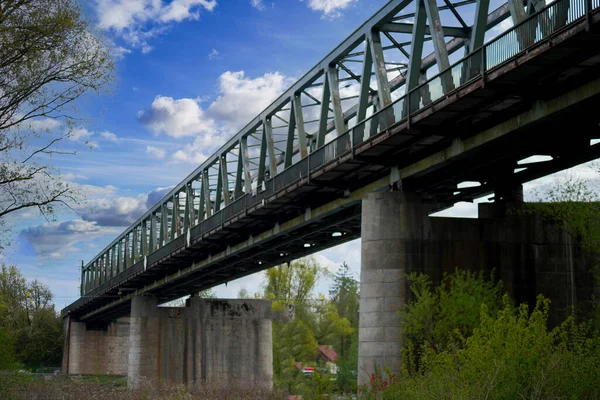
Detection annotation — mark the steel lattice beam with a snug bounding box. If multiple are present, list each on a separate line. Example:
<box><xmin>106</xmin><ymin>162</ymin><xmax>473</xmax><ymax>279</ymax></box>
<box><xmin>73</xmin><ymin>0</ymin><xmax>575</xmax><ymax>303</ymax></box>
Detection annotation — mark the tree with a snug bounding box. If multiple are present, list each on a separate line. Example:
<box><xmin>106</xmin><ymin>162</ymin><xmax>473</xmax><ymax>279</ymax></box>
<box><xmin>0</xmin><ymin>265</ymin><xmax>63</xmax><ymax>369</ymax></box>
<box><xmin>401</xmin><ymin>270</ymin><xmax>504</xmax><ymax>375</ymax></box>
<box><xmin>263</xmin><ymin>258</ymin><xmax>329</xmax><ymax>393</ymax></box>
<box><xmin>329</xmin><ymin>263</ymin><xmax>360</xmax><ymax>391</ymax></box>
<box><xmin>0</xmin><ymin>0</ymin><xmax>114</xmax><ymax>244</ymax></box>
<box><xmin>330</xmin><ymin>263</ymin><xmax>359</xmax><ymax>353</ymax></box>
<box><xmin>197</xmin><ymin>288</ymin><xmax>217</xmax><ymax>298</ymax></box>
<box><xmin>529</xmin><ymin>172</ymin><xmax>600</xmax><ymax>279</ymax></box>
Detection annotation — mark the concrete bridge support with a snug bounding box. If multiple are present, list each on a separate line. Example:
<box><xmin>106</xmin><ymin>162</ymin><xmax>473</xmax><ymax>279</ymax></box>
<box><xmin>358</xmin><ymin>190</ymin><xmax>595</xmax><ymax>386</ymax></box>
<box><xmin>127</xmin><ymin>297</ymin><xmax>283</xmax><ymax>389</ymax></box>
<box><xmin>62</xmin><ymin>316</ymin><xmax>130</xmax><ymax>376</ymax></box>
<box><xmin>63</xmin><ymin>298</ymin><xmax>291</xmax><ymax>390</ymax></box>
<box><xmin>359</xmin><ymin>192</ymin><xmax>434</xmax><ymax>386</ymax></box>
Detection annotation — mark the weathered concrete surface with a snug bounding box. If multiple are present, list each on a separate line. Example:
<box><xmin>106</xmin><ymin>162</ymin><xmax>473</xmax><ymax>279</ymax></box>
<box><xmin>127</xmin><ymin>297</ymin><xmax>287</xmax><ymax>389</ymax></box>
<box><xmin>359</xmin><ymin>191</ymin><xmax>435</xmax><ymax>386</ymax></box>
<box><xmin>63</xmin><ymin>297</ymin><xmax>291</xmax><ymax>388</ymax></box>
<box><xmin>358</xmin><ymin>192</ymin><xmax>595</xmax><ymax>385</ymax></box>
<box><xmin>63</xmin><ymin>317</ymin><xmax>129</xmax><ymax>375</ymax></box>
<box><xmin>128</xmin><ymin>296</ymin><xmax>159</xmax><ymax>388</ymax></box>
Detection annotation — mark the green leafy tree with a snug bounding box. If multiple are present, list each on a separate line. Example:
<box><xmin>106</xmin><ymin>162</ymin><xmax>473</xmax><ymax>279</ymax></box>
<box><xmin>401</xmin><ymin>269</ymin><xmax>504</xmax><ymax>374</ymax></box>
<box><xmin>529</xmin><ymin>172</ymin><xmax>600</xmax><ymax>277</ymax></box>
<box><xmin>264</xmin><ymin>258</ymin><xmax>329</xmax><ymax>393</ymax></box>
<box><xmin>0</xmin><ymin>0</ymin><xmax>114</xmax><ymax>247</ymax></box>
<box><xmin>197</xmin><ymin>288</ymin><xmax>217</xmax><ymax>298</ymax></box>
<box><xmin>0</xmin><ymin>265</ymin><xmax>63</xmax><ymax>369</ymax></box>
<box><xmin>328</xmin><ymin>262</ymin><xmax>360</xmax><ymax>391</ymax></box>
<box><xmin>363</xmin><ymin>271</ymin><xmax>600</xmax><ymax>400</ymax></box>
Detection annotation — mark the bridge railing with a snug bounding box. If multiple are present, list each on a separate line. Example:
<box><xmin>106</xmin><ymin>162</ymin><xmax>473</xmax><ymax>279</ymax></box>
<box><xmin>72</xmin><ymin>0</ymin><xmax>599</xmax><ymax>307</ymax></box>
<box><xmin>350</xmin><ymin>0</ymin><xmax>596</xmax><ymax>146</ymax></box>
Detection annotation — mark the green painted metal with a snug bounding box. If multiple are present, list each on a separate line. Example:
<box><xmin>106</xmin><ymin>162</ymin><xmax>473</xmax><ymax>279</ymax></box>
<box><xmin>327</xmin><ymin>66</ymin><xmax>347</xmax><ymax>137</ymax></box>
<box><xmin>264</xmin><ymin>118</ymin><xmax>278</xmax><ymax>178</ymax></box>
<box><xmin>293</xmin><ymin>94</ymin><xmax>308</xmax><ymax>159</ymax></box>
<box><xmin>424</xmin><ymin>0</ymin><xmax>454</xmax><ymax>93</ymax></box>
<box><xmin>285</xmin><ymin>98</ymin><xmax>297</xmax><ymax>168</ymax></box>
<box><xmin>317</xmin><ymin>71</ymin><xmax>331</xmax><ymax>148</ymax></box>
<box><xmin>74</xmin><ymin>0</ymin><xmax>557</xmax><ymax>297</ymax></box>
<box><xmin>241</xmin><ymin>136</ymin><xmax>253</xmax><ymax>195</ymax></box>
<box><xmin>221</xmin><ymin>155</ymin><xmax>231</xmax><ymax>206</ymax></box>
<box><xmin>203</xmin><ymin>171</ymin><xmax>212</xmax><ymax>217</ymax></box>
<box><xmin>406</xmin><ymin>0</ymin><xmax>427</xmax><ymax>92</ymax></box>
<box><xmin>234</xmin><ymin>148</ymin><xmax>244</xmax><ymax>199</ymax></box>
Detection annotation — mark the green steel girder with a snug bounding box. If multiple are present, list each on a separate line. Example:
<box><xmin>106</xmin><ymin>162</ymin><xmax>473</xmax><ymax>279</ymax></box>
<box><xmin>75</xmin><ymin>0</ymin><xmax>585</xmax><ymax>301</ymax></box>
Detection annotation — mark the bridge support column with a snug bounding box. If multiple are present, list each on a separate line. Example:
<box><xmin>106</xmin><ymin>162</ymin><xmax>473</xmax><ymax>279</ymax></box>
<box><xmin>128</xmin><ymin>296</ymin><xmax>159</xmax><ymax>389</ymax></box>
<box><xmin>61</xmin><ymin>317</ymin><xmax>130</xmax><ymax>376</ymax></box>
<box><xmin>126</xmin><ymin>297</ymin><xmax>291</xmax><ymax>389</ymax></box>
<box><xmin>358</xmin><ymin>191</ymin><xmax>433</xmax><ymax>386</ymax></box>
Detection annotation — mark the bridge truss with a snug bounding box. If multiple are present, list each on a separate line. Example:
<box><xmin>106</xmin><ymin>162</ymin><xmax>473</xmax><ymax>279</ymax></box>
<box><xmin>64</xmin><ymin>0</ymin><xmax>600</xmax><ymax>322</ymax></box>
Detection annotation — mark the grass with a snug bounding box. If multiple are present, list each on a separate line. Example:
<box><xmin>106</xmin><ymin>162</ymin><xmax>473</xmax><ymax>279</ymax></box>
<box><xmin>0</xmin><ymin>373</ymin><xmax>286</xmax><ymax>400</ymax></box>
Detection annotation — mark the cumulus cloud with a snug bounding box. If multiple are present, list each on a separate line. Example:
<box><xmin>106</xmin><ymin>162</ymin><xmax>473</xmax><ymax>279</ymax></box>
<box><xmin>20</xmin><ymin>220</ymin><xmax>118</xmax><ymax>260</ymax></box>
<box><xmin>146</xmin><ymin>186</ymin><xmax>175</xmax><ymax>208</ymax></box>
<box><xmin>70</xmin><ymin>183</ymin><xmax>180</xmax><ymax>227</ymax></box>
<box><xmin>208</xmin><ymin>71</ymin><xmax>293</xmax><ymax>134</ymax></box>
<box><xmin>95</xmin><ymin>0</ymin><xmax>216</xmax><ymax>53</ymax></box>
<box><xmin>76</xmin><ymin>196</ymin><xmax>148</xmax><ymax>227</ymax></box>
<box><xmin>137</xmin><ymin>96</ymin><xmax>216</xmax><ymax>137</ymax></box>
<box><xmin>138</xmin><ymin>70</ymin><xmax>293</xmax><ymax>164</ymax></box>
<box><xmin>306</xmin><ymin>0</ymin><xmax>355</xmax><ymax>18</ymax></box>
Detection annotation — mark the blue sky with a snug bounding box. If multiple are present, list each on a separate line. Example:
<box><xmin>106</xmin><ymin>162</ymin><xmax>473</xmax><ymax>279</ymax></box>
<box><xmin>2</xmin><ymin>0</ymin><xmax>596</xmax><ymax>310</ymax></box>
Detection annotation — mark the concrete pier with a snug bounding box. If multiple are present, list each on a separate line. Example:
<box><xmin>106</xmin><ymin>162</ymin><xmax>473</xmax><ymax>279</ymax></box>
<box><xmin>63</xmin><ymin>298</ymin><xmax>290</xmax><ymax>390</ymax></box>
<box><xmin>358</xmin><ymin>191</ymin><xmax>595</xmax><ymax>385</ymax></box>
<box><xmin>63</xmin><ymin>317</ymin><xmax>130</xmax><ymax>375</ymax></box>
<box><xmin>359</xmin><ymin>192</ymin><xmax>433</xmax><ymax>386</ymax></box>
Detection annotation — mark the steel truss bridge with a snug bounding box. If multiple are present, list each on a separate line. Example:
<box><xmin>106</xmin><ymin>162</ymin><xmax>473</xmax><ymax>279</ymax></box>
<box><xmin>63</xmin><ymin>0</ymin><xmax>600</xmax><ymax>325</ymax></box>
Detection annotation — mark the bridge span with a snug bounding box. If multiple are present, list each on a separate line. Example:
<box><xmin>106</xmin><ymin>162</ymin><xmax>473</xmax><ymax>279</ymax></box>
<box><xmin>62</xmin><ymin>0</ymin><xmax>600</xmax><ymax>388</ymax></box>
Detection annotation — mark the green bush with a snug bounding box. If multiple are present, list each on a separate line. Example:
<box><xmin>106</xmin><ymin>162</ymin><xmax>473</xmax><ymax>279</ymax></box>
<box><xmin>401</xmin><ymin>270</ymin><xmax>504</xmax><ymax>375</ymax></box>
<box><xmin>358</xmin><ymin>270</ymin><xmax>600</xmax><ymax>400</ymax></box>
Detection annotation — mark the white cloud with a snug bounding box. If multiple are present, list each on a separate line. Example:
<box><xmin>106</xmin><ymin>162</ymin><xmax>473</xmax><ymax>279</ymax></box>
<box><xmin>69</xmin><ymin>128</ymin><xmax>93</xmax><ymax>141</ymax></box>
<box><xmin>137</xmin><ymin>96</ymin><xmax>216</xmax><ymax>137</ymax></box>
<box><xmin>95</xmin><ymin>0</ymin><xmax>217</xmax><ymax>53</ymax></box>
<box><xmin>77</xmin><ymin>196</ymin><xmax>148</xmax><ymax>227</ymax></box>
<box><xmin>489</xmin><ymin>17</ymin><xmax>514</xmax><ymax>37</ymax></box>
<box><xmin>112</xmin><ymin>45</ymin><xmax>132</xmax><ymax>60</ymax></box>
<box><xmin>20</xmin><ymin>220</ymin><xmax>118</xmax><ymax>260</ymax></box>
<box><xmin>172</xmin><ymin>148</ymin><xmax>209</xmax><ymax>164</ymax></box>
<box><xmin>139</xmin><ymin>70</ymin><xmax>293</xmax><ymax>164</ymax></box>
<box><xmin>70</xmin><ymin>184</ymin><xmax>176</xmax><ymax>227</ymax></box>
<box><xmin>101</xmin><ymin>131</ymin><xmax>119</xmax><ymax>142</ymax></box>
<box><xmin>146</xmin><ymin>145</ymin><xmax>166</xmax><ymax>159</ymax></box>
<box><xmin>68</xmin><ymin>128</ymin><xmax>120</xmax><ymax>148</ymax></box>
<box><xmin>306</xmin><ymin>0</ymin><xmax>355</xmax><ymax>18</ymax></box>
<box><xmin>208</xmin><ymin>48</ymin><xmax>220</xmax><ymax>60</ymax></box>
<box><xmin>23</xmin><ymin>118</ymin><xmax>61</xmax><ymax>132</ymax></box>
<box><xmin>146</xmin><ymin>186</ymin><xmax>174</xmax><ymax>208</ymax></box>
<box><xmin>250</xmin><ymin>0</ymin><xmax>264</xmax><ymax>10</ymax></box>
<box><xmin>207</xmin><ymin>70</ymin><xmax>293</xmax><ymax>134</ymax></box>
<box><xmin>60</xmin><ymin>173</ymin><xmax>88</xmax><ymax>182</ymax></box>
